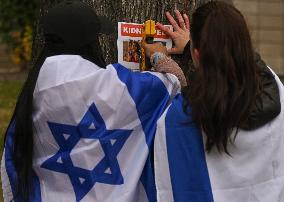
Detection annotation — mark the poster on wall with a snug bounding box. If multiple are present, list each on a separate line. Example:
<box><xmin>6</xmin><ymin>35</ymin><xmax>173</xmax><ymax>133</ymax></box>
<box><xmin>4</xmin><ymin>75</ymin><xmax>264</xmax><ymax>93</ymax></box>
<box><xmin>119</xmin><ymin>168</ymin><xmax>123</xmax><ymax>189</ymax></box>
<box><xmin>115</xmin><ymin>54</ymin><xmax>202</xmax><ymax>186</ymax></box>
<box><xmin>117</xmin><ymin>22</ymin><xmax>173</xmax><ymax>71</ymax></box>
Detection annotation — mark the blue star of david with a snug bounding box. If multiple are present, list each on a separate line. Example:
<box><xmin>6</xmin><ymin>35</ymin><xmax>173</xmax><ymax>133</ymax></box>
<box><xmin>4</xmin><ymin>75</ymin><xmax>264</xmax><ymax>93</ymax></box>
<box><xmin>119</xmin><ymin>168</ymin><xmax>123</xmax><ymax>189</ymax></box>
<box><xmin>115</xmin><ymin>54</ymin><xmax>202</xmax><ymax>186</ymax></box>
<box><xmin>41</xmin><ymin>103</ymin><xmax>133</xmax><ymax>201</ymax></box>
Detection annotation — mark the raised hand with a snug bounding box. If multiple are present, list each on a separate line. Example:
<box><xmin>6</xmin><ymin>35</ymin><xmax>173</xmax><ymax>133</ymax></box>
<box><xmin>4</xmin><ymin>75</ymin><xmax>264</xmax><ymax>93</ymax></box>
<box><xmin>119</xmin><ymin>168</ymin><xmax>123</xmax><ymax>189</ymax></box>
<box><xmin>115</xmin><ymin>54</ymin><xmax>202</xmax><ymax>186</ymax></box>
<box><xmin>156</xmin><ymin>10</ymin><xmax>190</xmax><ymax>54</ymax></box>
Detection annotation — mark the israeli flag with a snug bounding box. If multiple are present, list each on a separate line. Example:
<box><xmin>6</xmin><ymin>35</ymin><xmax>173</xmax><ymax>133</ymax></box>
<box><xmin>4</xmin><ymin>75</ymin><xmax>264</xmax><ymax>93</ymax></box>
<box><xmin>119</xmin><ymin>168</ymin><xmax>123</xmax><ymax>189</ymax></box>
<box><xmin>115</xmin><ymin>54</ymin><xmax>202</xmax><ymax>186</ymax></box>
<box><xmin>154</xmin><ymin>71</ymin><xmax>284</xmax><ymax>202</ymax></box>
<box><xmin>1</xmin><ymin>55</ymin><xmax>180</xmax><ymax>202</ymax></box>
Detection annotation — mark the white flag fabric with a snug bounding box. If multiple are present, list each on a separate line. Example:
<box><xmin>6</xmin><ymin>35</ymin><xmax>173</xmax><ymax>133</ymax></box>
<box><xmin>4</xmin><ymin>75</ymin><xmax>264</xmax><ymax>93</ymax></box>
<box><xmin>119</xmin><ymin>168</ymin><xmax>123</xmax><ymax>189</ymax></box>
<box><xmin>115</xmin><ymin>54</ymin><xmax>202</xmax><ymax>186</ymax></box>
<box><xmin>1</xmin><ymin>55</ymin><xmax>180</xmax><ymax>202</ymax></box>
<box><xmin>154</xmin><ymin>69</ymin><xmax>284</xmax><ymax>202</ymax></box>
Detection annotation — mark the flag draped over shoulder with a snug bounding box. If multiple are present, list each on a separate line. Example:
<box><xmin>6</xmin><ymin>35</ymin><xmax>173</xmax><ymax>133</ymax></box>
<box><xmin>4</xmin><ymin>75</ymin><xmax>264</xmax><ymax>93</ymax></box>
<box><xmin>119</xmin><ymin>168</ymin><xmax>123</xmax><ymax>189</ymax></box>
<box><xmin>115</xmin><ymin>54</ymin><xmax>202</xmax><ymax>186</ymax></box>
<box><xmin>1</xmin><ymin>55</ymin><xmax>180</xmax><ymax>202</ymax></box>
<box><xmin>154</xmin><ymin>94</ymin><xmax>214</xmax><ymax>202</ymax></box>
<box><xmin>154</xmin><ymin>72</ymin><xmax>284</xmax><ymax>202</ymax></box>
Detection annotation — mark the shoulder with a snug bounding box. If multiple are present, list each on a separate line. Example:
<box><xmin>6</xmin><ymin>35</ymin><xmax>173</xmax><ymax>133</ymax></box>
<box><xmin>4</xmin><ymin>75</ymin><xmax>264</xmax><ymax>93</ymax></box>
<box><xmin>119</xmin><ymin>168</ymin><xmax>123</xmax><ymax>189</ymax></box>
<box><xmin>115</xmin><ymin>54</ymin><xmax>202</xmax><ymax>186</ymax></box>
<box><xmin>164</xmin><ymin>94</ymin><xmax>193</xmax><ymax>127</ymax></box>
<box><xmin>110</xmin><ymin>63</ymin><xmax>180</xmax><ymax>95</ymax></box>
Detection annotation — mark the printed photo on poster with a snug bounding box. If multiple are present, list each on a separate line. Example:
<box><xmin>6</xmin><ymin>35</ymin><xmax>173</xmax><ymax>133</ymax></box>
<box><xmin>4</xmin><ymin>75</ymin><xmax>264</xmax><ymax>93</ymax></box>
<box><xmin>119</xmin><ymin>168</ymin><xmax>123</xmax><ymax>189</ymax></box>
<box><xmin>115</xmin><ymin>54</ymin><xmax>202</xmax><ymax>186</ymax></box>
<box><xmin>123</xmin><ymin>40</ymin><xmax>141</xmax><ymax>63</ymax></box>
<box><xmin>117</xmin><ymin>22</ymin><xmax>173</xmax><ymax>71</ymax></box>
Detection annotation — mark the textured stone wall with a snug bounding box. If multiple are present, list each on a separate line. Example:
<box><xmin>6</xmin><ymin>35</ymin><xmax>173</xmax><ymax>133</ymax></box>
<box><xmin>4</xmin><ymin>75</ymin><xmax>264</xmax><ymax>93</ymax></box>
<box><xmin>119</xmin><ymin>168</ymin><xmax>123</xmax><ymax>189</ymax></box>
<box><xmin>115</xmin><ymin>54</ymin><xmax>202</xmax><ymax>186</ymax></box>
<box><xmin>233</xmin><ymin>0</ymin><xmax>284</xmax><ymax>76</ymax></box>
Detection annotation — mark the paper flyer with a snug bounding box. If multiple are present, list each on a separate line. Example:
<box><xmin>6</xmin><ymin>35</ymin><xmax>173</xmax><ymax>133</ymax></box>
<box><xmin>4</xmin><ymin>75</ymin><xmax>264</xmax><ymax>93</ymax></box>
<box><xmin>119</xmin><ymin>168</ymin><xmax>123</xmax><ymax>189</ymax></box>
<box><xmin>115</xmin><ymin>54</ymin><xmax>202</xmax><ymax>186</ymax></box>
<box><xmin>117</xmin><ymin>22</ymin><xmax>173</xmax><ymax>71</ymax></box>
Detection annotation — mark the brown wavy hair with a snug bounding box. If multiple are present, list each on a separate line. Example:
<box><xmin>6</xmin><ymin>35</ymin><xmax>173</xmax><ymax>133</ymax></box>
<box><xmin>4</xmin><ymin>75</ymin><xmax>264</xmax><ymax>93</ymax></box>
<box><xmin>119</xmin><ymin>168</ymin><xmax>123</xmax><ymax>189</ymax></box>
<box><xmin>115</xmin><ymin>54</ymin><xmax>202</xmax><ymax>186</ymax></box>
<box><xmin>183</xmin><ymin>1</ymin><xmax>260</xmax><ymax>153</ymax></box>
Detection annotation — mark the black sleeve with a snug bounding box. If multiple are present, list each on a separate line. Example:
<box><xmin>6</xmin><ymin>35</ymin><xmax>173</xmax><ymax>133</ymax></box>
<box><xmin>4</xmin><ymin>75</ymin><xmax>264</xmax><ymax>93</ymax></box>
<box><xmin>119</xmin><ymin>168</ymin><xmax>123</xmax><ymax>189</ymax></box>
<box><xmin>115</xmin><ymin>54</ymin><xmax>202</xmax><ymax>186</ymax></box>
<box><xmin>241</xmin><ymin>52</ymin><xmax>281</xmax><ymax>130</ymax></box>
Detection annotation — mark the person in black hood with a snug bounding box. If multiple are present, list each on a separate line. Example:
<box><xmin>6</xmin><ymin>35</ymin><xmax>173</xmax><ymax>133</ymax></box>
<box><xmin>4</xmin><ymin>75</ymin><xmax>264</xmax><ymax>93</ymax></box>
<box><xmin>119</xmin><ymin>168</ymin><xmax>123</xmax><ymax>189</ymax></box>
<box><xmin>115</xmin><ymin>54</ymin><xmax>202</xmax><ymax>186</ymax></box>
<box><xmin>1</xmin><ymin>1</ymin><xmax>113</xmax><ymax>201</ymax></box>
<box><xmin>144</xmin><ymin>1</ymin><xmax>284</xmax><ymax>201</ymax></box>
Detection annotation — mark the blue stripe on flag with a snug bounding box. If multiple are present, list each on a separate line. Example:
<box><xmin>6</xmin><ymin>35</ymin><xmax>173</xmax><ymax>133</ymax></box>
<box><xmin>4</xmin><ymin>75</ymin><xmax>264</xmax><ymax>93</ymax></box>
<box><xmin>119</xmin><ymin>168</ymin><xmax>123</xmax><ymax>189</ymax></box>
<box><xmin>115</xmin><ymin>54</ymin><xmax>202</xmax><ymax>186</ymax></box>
<box><xmin>165</xmin><ymin>95</ymin><xmax>214</xmax><ymax>202</ymax></box>
<box><xmin>113</xmin><ymin>64</ymin><xmax>171</xmax><ymax>202</ymax></box>
<box><xmin>5</xmin><ymin>121</ymin><xmax>42</xmax><ymax>202</ymax></box>
<box><xmin>140</xmin><ymin>157</ymin><xmax>157</xmax><ymax>202</ymax></box>
<box><xmin>113</xmin><ymin>64</ymin><xmax>170</xmax><ymax>147</ymax></box>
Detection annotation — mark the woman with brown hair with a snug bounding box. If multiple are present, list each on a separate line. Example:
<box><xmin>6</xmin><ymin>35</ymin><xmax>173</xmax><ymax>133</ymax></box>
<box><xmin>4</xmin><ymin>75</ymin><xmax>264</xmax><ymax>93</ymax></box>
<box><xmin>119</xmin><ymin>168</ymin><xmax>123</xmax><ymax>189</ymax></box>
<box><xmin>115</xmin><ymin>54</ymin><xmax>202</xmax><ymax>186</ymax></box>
<box><xmin>144</xmin><ymin>1</ymin><xmax>283</xmax><ymax>201</ymax></box>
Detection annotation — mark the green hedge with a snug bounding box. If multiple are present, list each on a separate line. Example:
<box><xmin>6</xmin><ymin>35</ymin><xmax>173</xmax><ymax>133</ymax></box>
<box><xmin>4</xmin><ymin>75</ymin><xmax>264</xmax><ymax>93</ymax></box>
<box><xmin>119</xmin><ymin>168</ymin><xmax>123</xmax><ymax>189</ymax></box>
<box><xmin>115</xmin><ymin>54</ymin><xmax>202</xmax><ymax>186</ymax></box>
<box><xmin>0</xmin><ymin>0</ymin><xmax>38</xmax><ymax>68</ymax></box>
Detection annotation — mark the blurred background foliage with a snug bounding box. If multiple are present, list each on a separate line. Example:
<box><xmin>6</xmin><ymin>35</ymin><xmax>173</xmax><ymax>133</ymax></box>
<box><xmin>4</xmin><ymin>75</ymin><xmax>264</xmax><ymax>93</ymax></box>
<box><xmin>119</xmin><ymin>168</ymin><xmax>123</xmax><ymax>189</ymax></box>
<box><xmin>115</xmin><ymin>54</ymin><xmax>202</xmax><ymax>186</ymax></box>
<box><xmin>0</xmin><ymin>0</ymin><xmax>39</xmax><ymax>70</ymax></box>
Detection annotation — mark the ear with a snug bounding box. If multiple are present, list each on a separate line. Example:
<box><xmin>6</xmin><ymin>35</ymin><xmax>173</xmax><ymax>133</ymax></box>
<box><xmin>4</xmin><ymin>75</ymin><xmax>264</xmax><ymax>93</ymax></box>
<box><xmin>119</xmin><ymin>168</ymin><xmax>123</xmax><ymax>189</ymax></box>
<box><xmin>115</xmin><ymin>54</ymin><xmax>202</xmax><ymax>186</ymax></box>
<box><xmin>193</xmin><ymin>48</ymin><xmax>200</xmax><ymax>61</ymax></box>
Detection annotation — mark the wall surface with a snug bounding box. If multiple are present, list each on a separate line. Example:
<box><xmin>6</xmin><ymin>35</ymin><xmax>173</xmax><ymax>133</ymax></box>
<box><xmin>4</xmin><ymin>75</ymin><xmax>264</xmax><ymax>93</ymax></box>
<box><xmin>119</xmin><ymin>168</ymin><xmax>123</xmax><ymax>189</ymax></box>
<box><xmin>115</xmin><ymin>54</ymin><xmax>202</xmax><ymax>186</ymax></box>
<box><xmin>233</xmin><ymin>0</ymin><xmax>284</xmax><ymax>78</ymax></box>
